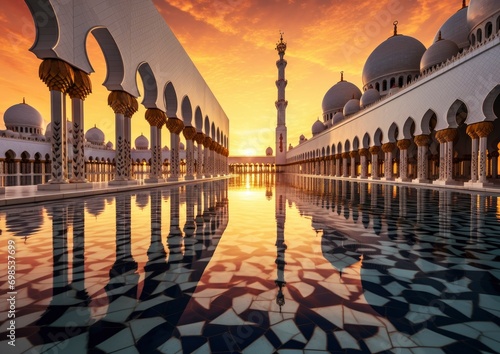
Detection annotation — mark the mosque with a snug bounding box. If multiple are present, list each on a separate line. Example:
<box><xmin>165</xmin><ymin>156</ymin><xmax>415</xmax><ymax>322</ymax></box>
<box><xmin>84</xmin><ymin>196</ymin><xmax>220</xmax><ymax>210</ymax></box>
<box><xmin>278</xmin><ymin>0</ymin><xmax>500</xmax><ymax>189</ymax></box>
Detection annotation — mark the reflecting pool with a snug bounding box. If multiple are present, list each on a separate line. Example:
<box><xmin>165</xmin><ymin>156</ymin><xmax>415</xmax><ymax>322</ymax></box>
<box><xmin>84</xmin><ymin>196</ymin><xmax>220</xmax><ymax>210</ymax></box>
<box><xmin>0</xmin><ymin>175</ymin><xmax>499</xmax><ymax>353</ymax></box>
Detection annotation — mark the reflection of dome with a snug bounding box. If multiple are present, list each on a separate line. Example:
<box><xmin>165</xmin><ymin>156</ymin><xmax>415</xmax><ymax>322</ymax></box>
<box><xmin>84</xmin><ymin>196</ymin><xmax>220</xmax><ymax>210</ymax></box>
<box><xmin>467</xmin><ymin>0</ymin><xmax>500</xmax><ymax>36</ymax></box>
<box><xmin>322</xmin><ymin>79</ymin><xmax>362</xmax><ymax>115</ymax></box>
<box><xmin>265</xmin><ymin>146</ymin><xmax>273</xmax><ymax>156</ymax></box>
<box><xmin>420</xmin><ymin>34</ymin><xmax>460</xmax><ymax>72</ymax></box>
<box><xmin>434</xmin><ymin>5</ymin><xmax>469</xmax><ymax>50</ymax></box>
<box><xmin>360</xmin><ymin>88</ymin><xmax>381</xmax><ymax>107</ymax></box>
<box><xmin>135</xmin><ymin>134</ymin><xmax>149</xmax><ymax>150</ymax></box>
<box><xmin>312</xmin><ymin>119</ymin><xmax>326</xmax><ymax>136</ymax></box>
<box><xmin>4</xmin><ymin>101</ymin><xmax>44</xmax><ymax>133</ymax></box>
<box><xmin>86</xmin><ymin>199</ymin><xmax>105</xmax><ymax>217</ymax></box>
<box><xmin>85</xmin><ymin>125</ymin><xmax>105</xmax><ymax>145</ymax></box>
<box><xmin>362</xmin><ymin>33</ymin><xmax>426</xmax><ymax>89</ymax></box>
<box><xmin>332</xmin><ymin>112</ymin><xmax>345</xmax><ymax>125</ymax></box>
<box><xmin>343</xmin><ymin>98</ymin><xmax>361</xmax><ymax>116</ymax></box>
<box><xmin>136</xmin><ymin>193</ymin><xmax>149</xmax><ymax>209</ymax></box>
<box><xmin>6</xmin><ymin>207</ymin><xmax>44</xmax><ymax>237</ymax></box>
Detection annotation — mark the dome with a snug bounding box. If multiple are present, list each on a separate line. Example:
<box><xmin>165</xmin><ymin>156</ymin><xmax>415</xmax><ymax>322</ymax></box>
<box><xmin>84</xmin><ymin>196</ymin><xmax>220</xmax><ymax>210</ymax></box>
<box><xmin>434</xmin><ymin>5</ymin><xmax>469</xmax><ymax>50</ymax></box>
<box><xmin>332</xmin><ymin>112</ymin><xmax>345</xmax><ymax>125</ymax></box>
<box><xmin>106</xmin><ymin>141</ymin><xmax>113</xmax><ymax>149</ymax></box>
<box><xmin>85</xmin><ymin>126</ymin><xmax>105</xmax><ymax>145</ymax></box>
<box><xmin>360</xmin><ymin>88</ymin><xmax>381</xmax><ymax>107</ymax></box>
<box><xmin>322</xmin><ymin>78</ymin><xmax>362</xmax><ymax>115</ymax></box>
<box><xmin>343</xmin><ymin>99</ymin><xmax>361</xmax><ymax>116</ymax></box>
<box><xmin>135</xmin><ymin>134</ymin><xmax>149</xmax><ymax>150</ymax></box>
<box><xmin>299</xmin><ymin>134</ymin><xmax>306</xmax><ymax>144</ymax></box>
<box><xmin>362</xmin><ymin>34</ymin><xmax>426</xmax><ymax>88</ymax></box>
<box><xmin>265</xmin><ymin>146</ymin><xmax>273</xmax><ymax>156</ymax></box>
<box><xmin>4</xmin><ymin>101</ymin><xmax>44</xmax><ymax>131</ymax></box>
<box><xmin>312</xmin><ymin>119</ymin><xmax>326</xmax><ymax>136</ymax></box>
<box><xmin>420</xmin><ymin>34</ymin><xmax>460</xmax><ymax>72</ymax></box>
<box><xmin>467</xmin><ymin>0</ymin><xmax>500</xmax><ymax>34</ymax></box>
<box><xmin>179</xmin><ymin>142</ymin><xmax>185</xmax><ymax>150</ymax></box>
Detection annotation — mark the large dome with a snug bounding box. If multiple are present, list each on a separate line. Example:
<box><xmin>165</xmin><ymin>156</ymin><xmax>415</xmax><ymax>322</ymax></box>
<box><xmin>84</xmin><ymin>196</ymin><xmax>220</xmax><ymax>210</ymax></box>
<box><xmin>322</xmin><ymin>79</ymin><xmax>362</xmax><ymax>115</ymax></box>
<box><xmin>467</xmin><ymin>0</ymin><xmax>500</xmax><ymax>34</ymax></box>
<box><xmin>434</xmin><ymin>5</ymin><xmax>469</xmax><ymax>50</ymax></box>
<box><xmin>420</xmin><ymin>35</ymin><xmax>460</xmax><ymax>72</ymax></box>
<box><xmin>135</xmin><ymin>134</ymin><xmax>149</xmax><ymax>150</ymax></box>
<box><xmin>85</xmin><ymin>126</ymin><xmax>105</xmax><ymax>145</ymax></box>
<box><xmin>362</xmin><ymin>34</ymin><xmax>426</xmax><ymax>88</ymax></box>
<box><xmin>4</xmin><ymin>101</ymin><xmax>44</xmax><ymax>131</ymax></box>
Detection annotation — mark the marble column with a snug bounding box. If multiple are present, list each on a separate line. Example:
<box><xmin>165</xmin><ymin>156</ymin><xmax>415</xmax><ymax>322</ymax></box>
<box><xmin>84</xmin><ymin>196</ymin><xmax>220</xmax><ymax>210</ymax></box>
<box><xmin>183</xmin><ymin>126</ymin><xmax>197</xmax><ymax>180</ymax></box>
<box><xmin>145</xmin><ymin>108</ymin><xmax>167</xmax><ymax>183</ymax></box>
<box><xmin>359</xmin><ymin>148</ymin><xmax>369</xmax><ymax>179</ymax></box>
<box><xmin>38</xmin><ymin>59</ymin><xmax>74</xmax><ymax>188</ymax></box>
<box><xmin>412</xmin><ymin>134</ymin><xmax>430</xmax><ymax>183</ymax></box>
<box><xmin>476</xmin><ymin>122</ymin><xmax>494</xmax><ymax>184</ymax></box>
<box><xmin>466</xmin><ymin>124</ymin><xmax>479</xmax><ymax>184</ymax></box>
<box><xmin>434</xmin><ymin>128</ymin><xmax>458</xmax><ymax>185</ymax></box>
<box><xmin>194</xmin><ymin>132</ymin><xmax>205</xmax><ymax>179</ymax></box>
<box><xmin>369</xmin><ymin>146</ymin><xmax>380</xmax><ymax>180</ymax></box>
<box><xmin>396</xmin><ymin>139</ymin><xmax>411</xmax><ymax>182</ymax></box>
<box><xmin>335</xmin><ymin>154</ymin><xmax>341</xmax><ymax>177</ymax></box>
<box><xmin>350</xmin><ymin>151</ymin><xmax>358</xmax><ymax>178</ymax></box>
<box><xmin>166</xmin><ymin>117</ymin><xmax>185</xmax><ymax>181</ymax></box>
<box><xmin>203</xmin><ymin>136</ymin><xmax>213</xmax><ymax>178</ymax></box>
<box><xmin>381</xmin><ymin>142</ymin><xmax>395</xmax><ymax>181</ymax></box>
<box><xmin>490</xmin><ymin>151</ymin><xmax>499</xmax><ymax>179</ymax></box>
<box><xmin>124</xmin><ymin>99</ymin><xmax>138</xmax><ymax>180</ymax></box>
<box><xmin>342</xmin><ymin>153</ymin><xmax>349</xmax><ymax>177</ymax></box>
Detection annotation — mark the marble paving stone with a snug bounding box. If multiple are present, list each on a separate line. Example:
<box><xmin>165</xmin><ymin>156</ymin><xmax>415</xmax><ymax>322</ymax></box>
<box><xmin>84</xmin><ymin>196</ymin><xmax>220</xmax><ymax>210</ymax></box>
<box><xmin>96</xmin><ymin>327</ymin><xmax>135</xmax><ymax>352</ymax></box>
<box><xmin>304</xmin><ymin>326</ymin><xmax>327</xmax><ymax>350</ymax></box>
<box><xmin>157</xmin><ymin>337</ymin><xmax>182</xmax><ymax>354</ymax></box>
<box><xmin>410</xmin><ymin>328</ymin><xmax>456</xmax><ymax>347</ymax></box>
<box><xmin>130</xmin><ymin>317</ymin><xmax>166</xmax><ymax>339</ymax></box>
<box><xmin>271</xmin><ymin>319</ymin><xmax>301</xmax><ymax>344</ymax></box>
<box><xmin>232</xmin><ymin>293</ymin><xmax>253</xmax><ymax>314</ymax></box>
<box><xmin>242</xmin><ymin>335</ymin><xmax>275</xmax><ymax>354</ymax></box>
<box><xmin>334</xmin><ymin>330</ymin><xmax>360</xmax><ymax>350</ymax></box>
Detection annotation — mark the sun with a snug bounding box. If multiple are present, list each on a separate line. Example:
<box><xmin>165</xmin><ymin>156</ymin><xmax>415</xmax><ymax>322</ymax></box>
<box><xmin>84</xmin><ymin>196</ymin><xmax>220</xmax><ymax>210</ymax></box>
<box><xmin>242</xmin><ymin>148</ymin><xmax>256</xmax><ymax>156</ymax></box>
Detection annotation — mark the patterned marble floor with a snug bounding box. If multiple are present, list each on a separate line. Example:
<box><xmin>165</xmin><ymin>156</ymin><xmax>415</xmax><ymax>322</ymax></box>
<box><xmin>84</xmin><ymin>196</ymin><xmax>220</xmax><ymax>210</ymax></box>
<box><xmin>0</xmin><ymin>175</ymin><xmax>499</xmax><ymax>353</ymax></box>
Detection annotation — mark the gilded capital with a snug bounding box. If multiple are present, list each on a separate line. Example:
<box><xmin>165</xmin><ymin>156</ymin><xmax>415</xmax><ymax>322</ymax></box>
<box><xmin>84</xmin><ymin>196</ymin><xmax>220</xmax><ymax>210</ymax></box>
<box><xmin>165</xmin><ymin>117</ymin><xmax>185</xmax><ymax>134</ymax></box>
<box><xmin>182</xmin><ymin>126</ymin><xmax>197</xmax><ymax>140</ymax></box>
<box><xmin>67</xmin><ymin>68</ymin><xmax>92</xmax><ymax>100</ymax></box>
<box><xmin>369</xmin><ymin>145</ymin><xmax>380</xmax><ymax>154</ymax></box>
<box><xmin>359</xmin><ymin>148</ymin><xmax>370</xmax><ymax>157</ymax></box>
<box><xmin>145</xmin><ymin>108</ymin><xmax>167</xmax><ymax>127</ymax></box>
<box><xmin>396</xmin><ymin>139</ymin><xmax>411</xmax><ymax>150</ymax></box>
<box><xmin>349</xmin><ymin>151</ymin><xmax>358</xmax><ymax>158</ymax></box>
<box><xmin>382</xmin><ymin>142</ymin><xmax>395</xmax><ymax>153</ymax></box>
<box><xmin>473</xmin><ymin>121</ymin><xmax>494</xmax><ymax>138</ymax></box>
<box><xmin>194</xmin><ymin>132</ymin><xmax>205</xmax><ymax>144</ymax></box>
<box><xmin>335</xmin><ymin>153</ymin><xmax>342</xmax><ymax>160</ymax></box>
<box><xmin>413</xmin><ymin>134</ymin><xmax>430</xmax><ymax>147</ymax></box>
<box><xmin>203</xmin><ymin>136</ymin><xmax>213</xmax><ymax>148</ymax></box>
<box><xmin>439</xmin><ymin>128</ymin><xmax>457</xmax><ymax>143</ymax></box>
<box><xmin>39</xmin><ymin>58</ymin><xmax>74</xmax><ymax>92</ymax></box>
<box><xmin>108</xmin><ymin>90</ymin><xmax>132</xmax><ymax>115</ymax></box>
<box><xmin>466</xmin><ymin>125</ymin><xmax>478</xmax><ymax>139</ymax></box>
<box><xmin>125</xmin><ymin>97</ymin><xmax>139</xmax><ymax>118</ymax></box>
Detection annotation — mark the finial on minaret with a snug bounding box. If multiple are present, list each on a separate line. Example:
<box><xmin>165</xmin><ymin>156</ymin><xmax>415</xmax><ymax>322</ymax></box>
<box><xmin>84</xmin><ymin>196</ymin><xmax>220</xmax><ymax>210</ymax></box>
<box><xmin>462</xmin><ymin>0</ymin><xmax>466</xmax><ymax>8</ymax></box>
<box><xmin>438</xmin><ymin>31</ymin><xmax>442</xmax><ymax>41</ymax></box>
<box><xmin>23</xmin><ymin>97</ymin><xmax>26</xmax><ymax>104</ymax></box>
<box><xmin>340</xmin><ymin>71</ymin><xmax>344</xmax><ymax>82</ymax></box>
<box><xmin>393</xmin><ymin>20</ymin><xmax>398</xmax><ymax>36</ymax></box>
<box><xmin>276</xmin><ymin>31</ymin><xmax>287</xmax><ymax>57</ymax></box>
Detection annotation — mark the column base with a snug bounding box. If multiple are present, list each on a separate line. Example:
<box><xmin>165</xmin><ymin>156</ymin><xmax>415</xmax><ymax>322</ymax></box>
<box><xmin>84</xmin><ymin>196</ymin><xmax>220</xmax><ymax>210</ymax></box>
<box><xmin>38</xmin><ymin>183</ymin><xmax>80</xmax><ymax>191</ymax></box>
<box><xmin>381</xmin><ymin>177</ymin><xmax>395</xmax><ymax>181</ymax></box>
<box><xmin>396</xmin><ymin>177</ymin><xmax>411</xmax><ymax>182</ymax></box>
<box><xmin>369</xmin><ymin>177</ymin><xmax>380</xmax><ymax>181</ymax></box>
<box><xmin>109</xmin><ymin>180</ymin><xmax>139</xmax><ymax>186</ymax></box>
<box><xmin>0</xmin><ymin>187</ymin><xmax>5</xmax><ymax>194</ymax></box>
<box><xmin>358</xmin><ymin>176</ymin><xmax>368</xmax><ymax>180</ymax></box>
<box><xmin>433</xmin><ymin>179</ymin><xmax>460</xmax><ymax>186</ymax></box>
<box><xmin>185</xmin><ymin>175</ymin><xmax>195</xmax><ymax>181</ymax></box>
<box><xmin>464</xmin><ymin>181</ymin><xmax>493</xmax><ymax>188</ymax></box>
<box><xmin>145</xmin><ymin>177</ymin><xmax>165</xmax><ymax>184</ymax></box>
<box><xmin>412</xmin><ymin>178</ymin><xmax>430</xmax><ymax>184</ymax></box>
<box><xmin>167</xmin><ymin>176</ymin><xmax>183</xmax><ymax>182</ymax></box>
<box><xmin>68</xmin><ymin>181</ymin><xmax>93</xmax><ymax>189</ymax></box>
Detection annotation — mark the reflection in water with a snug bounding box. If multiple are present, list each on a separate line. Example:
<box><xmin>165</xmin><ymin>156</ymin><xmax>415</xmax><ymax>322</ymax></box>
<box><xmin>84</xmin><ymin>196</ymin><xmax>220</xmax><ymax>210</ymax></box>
<box><xmin>0</xmin><ymin>177</ymin><xmax>499</xmax><ymax>353</ymax></box>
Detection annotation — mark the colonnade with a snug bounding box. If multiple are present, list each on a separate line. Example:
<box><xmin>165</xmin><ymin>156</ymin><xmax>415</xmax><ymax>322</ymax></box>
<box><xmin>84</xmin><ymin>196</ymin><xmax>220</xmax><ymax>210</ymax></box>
<box><xmin>34</xmin><ymin>58</ymin><xmax>228</xmax><ymax>191</ymax></box>
<box><xmin>286</xmin><ymin>121</ymin><xmax>498</xmax><ymax>189</ymax></box>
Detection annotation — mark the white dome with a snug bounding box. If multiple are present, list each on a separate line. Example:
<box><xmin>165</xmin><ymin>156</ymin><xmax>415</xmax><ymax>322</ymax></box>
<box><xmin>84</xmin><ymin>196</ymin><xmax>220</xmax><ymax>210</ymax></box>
<box><xmin>434</xmin><ymin>5</ymin><xmax>470</xmax><ymax>50</ymax></box>
<box><xmin>299</xmin><ymin>134</ymin><xmax>306</xmax><ymax>144</ymax></box>
<box><xmin>179</xmin><ymin>142</ymin><xmax>185</xmax><ymax>150</ymax></box>
<box><xmin>312</xmin><ymin>119</ymin><xmax>326</xmax><ymax>136</ymax></box>
<box><xmin>4</xmin><ymin>101</ymin><xmax>44</xmax><ymax>130</ymax></box>
<box><xmin>265</xmin><ymin>146</ymin><xmax>273</xmax><ymax>156</ymax></box>
<box><xmin>332</xmin><ymin>112</ymin><xmax>345</xmax><ymax>125</ymax></box>
<box><xmin>106</xmin><ymin>141</ymin><xmax>113</xmax><ymax>149</ymax></box>
<box><xmin>343</xmin><ymin>99</ymin><xmax>361</xmax><ymax>116</ymax></box>
<box><xmin>467</xmin><ymin>0</ymin><xmax>500</xmax><ymax>35</ymax></box>
<box><xmin>360</xmin><ymin>88</ymin><xmax>381</xmax><ymax>107</ymax></box>
<box><xmin>362</xmin><ymin>34</ymin><xmax>426</xmax><ymax>88</ymax></box>
<box><xmin>135</xmin><ymin>134</ymin><xmax>149</xmax><ymax>150</ymax></box>
<box><xmin>322</xmin><ymin>80</ymin><xmax>362</xmax><ymax>115</ymax></box>
<box><xmin>420</xmin><ymin>35</ymin><xmax>460</xmax><ymax>72</ymax></box>
<box><xmin>85</xmin><ymin>126</ymin><xmax>105</xmax><ymax>145</ymax></box>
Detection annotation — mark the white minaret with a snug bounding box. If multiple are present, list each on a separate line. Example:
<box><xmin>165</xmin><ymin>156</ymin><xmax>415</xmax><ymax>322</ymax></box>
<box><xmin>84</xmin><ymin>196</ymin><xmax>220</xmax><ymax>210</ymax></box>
<box><xmin>275</xmin><ymin>32</ymin><xmax>288</xmax><ymax>172</ymax></box>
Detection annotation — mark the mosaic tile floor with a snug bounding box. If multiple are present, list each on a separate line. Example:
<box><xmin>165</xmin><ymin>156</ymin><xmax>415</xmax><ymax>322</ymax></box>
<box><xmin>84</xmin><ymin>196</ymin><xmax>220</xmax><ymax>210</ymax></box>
<box><xmin>0</xmin><ymin>175</ymin><xmax>499</xmax><ymax>353</ymax></box>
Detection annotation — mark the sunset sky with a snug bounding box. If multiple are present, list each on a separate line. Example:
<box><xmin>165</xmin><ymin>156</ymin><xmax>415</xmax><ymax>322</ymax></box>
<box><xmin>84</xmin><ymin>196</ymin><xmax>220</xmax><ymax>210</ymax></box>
<box><xmin>0</xmin><ymin>0</ymin><xmax>463</xmax><ymax>156</ymax></box>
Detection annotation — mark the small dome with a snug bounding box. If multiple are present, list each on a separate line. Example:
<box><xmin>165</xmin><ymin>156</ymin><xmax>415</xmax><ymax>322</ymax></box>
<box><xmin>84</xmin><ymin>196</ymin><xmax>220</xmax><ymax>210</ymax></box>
<box><xmin>265</xmin><ymin>146</ymin><xmax>273</xmax><ymax>156</ymax></box>
<box><xmin>343</xmin><ymin>99</ymin><xmax>361</xmax><ymax>116</ymax></box>
<box><xmin>162</xmin><ymin>145</ymin><xmax>170</xmax><ymax>151</ymax></box>
<box><xmin>434</xmin><ymin>5</ymin><xmax>469</xmax><ymax>50</ymax></box>
<box><xmin>288</xmin><ymin>143</ymin><xmax>293</xmax><ymax>150</ymax></box>
<box><xmin>4</xmin><ymin>101</ymin><xmax>44</xmax><ymax>130</ymax></box>
<box><xmin>362</xmin><ymin>33</ymin><xmax>426</xmax><ymax>88</ymax></box>
<box><xmin>467</xmin><ymin>0</ymin><xmax>500</xmax><ymax>35</ymax></box>
<box><xmin>322</xmin><ymin>78</ymin><xmax>362</xmax><ymax>115</ymax></box>
<box><xmin>299</xmin><ymin>134</ymin><xmax>306</xmax><ymax>144</ymax></box>
<box><xmin>360</xmin><ymin>88</ymin><xmax>381</xmax><ymax>107</ymax></box>
<box><xmin>135</xmin><ymin>134</ymin><xmax>149</xmax><ymax>150</ymax></box>
<box><xmin>106</xmin><ymin>141</ymin><xmax>113</xmax><ymax>149</ymax></box>
<box><xmin>312</xmin><ymin>119</ymin><xmax>326</xmax><ymax>136</ymax></box>
<box><xmin>179</xmin><ymin>142</ymin><xmax>185</xmax><ymax>150</ymax></box>
<box><xmin>420</xmin><ymin>35</ymin><xmax>460</xmax><ymax>72</ymax></box>
<box><xmin>332</xmin><ymin>112</ymin><xmax>345</xmax><ymax>125</ymax></box>
<box><xmin>85</xmin><ymin>126</ymin><xmax>105</xmax><ymax>145</ymax></box>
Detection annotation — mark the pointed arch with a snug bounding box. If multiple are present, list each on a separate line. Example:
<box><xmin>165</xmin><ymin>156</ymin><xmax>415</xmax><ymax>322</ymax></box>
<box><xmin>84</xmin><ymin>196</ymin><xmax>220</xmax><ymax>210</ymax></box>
<box><xmin>164</xmin><ymin>82</ymin><xmax>178</xmax><ymax>117</ymax></box>
<box><xmin>387</xmin><ymin>123</ymin><xmax>399</xmax><ymax>143</ymax></box>
<box><xmin>353</xmin><ymin>136</ymin><xmax>360</xmax><ymax>150</ymax></box>
<box><xmin>362</xmin><ymin>133</ymin><xmax>371</xmax><ymax>148</ymax></box>
<box><xmin>181</xmin><ymin>95</ymin><xmax>193</xmax><ymax>126</ymax></box>
<box><xmin>194</xmin><ymin>106</ymin><xmax>203</xmax><ymax>131</ymax></box>
<box><xmin>373</xmin><ymin>128</ymin><xmax>383</xmax><ymax>146</ymax></box>
<box><xmin>447</xmin><ymin>99</ymin><xmax>468</xmax><ymax>128</ymax></box>
<box><xmin>421</xmin><ymin>109</ymin><xmax>437</xmax><ymax>135</ymax></box>
<box><xmin>344</xmin><ymin>140</ymin><xmax>351</xmax><ymax>152</ymax></box>
<box><xmin>137</xmin><ymin>62</ymin><xmax>158</xmax><ymax>108</ymax></box>
<box><xmin>402</xmin><ymin>117</ymin><xmax>415</xmax><ymax>139</ymax></box>
<box><xmin>483</xmin><ymin>84</ymin><xmax>500</xmax><ymax>120</ymax></box>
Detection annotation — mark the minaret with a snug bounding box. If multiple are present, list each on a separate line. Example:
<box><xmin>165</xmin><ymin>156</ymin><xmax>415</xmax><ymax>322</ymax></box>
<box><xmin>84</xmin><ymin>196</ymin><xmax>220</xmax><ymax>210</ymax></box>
<box><xmin>275</xmin><ymin>32</ymin><xmax>288</xmax><ymax>172</ymax></box>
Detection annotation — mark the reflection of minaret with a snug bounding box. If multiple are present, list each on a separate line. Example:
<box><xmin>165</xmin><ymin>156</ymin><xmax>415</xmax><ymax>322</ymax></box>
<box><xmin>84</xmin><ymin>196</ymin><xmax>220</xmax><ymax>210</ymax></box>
<box><xmin>275</xmin><ymin>32</ymin><xmax>288</xmax><ymax>172</ymax></box>
<box><xmin>275</xmin><ymin>175</ymin><xmax>287</xmax><ymax>311</ymax></box>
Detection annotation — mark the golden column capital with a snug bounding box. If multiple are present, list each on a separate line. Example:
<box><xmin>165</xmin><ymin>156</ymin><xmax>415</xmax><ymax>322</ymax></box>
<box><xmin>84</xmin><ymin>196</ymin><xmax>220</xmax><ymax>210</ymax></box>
<box><xmin>203</xmin><ymin>136</ymin><xmax>213</xmax><ymax>148</ymax></box>
<box><xmin>125</xmin><ymin>97</ymin><xmax>139</xmax><ymax>118</ymax></box>
<box><xmin>349</xmin><ymin>151</ymin><xmax>358</xmax><ymax>158</ymax></box>
<box><xmin>182</xmin><ymin>126</ymin><xmax>197</xmax><ymax>140</ymax></box>
<box><xmin>369</xmin><ymin>145</ymin><xmax>380</xmax><ymax>154</ymax></box>
<box><xmin>108</xmin><ymin>90</ymin><xmax>133</xmax><ymax>115</ymax></box>
<box><xmin>194</xmin><ymin>132</ymin><xmax>205</xmax><ymax>144</ymax></box>
<box><xmin>397</xmin><ymin>139</ymin><xmax>411</xmax><ymax>150</ymax></box>
<box><xmin>434</xmin><ymin>130</ymin><xmax>445</xmax><ymax>144</ymax></box>
<box><xmin>359</xmin><ymin>148</ymin><xmax>370</xmax><ymax>157</ymax></box>
<box><xmin>472</xmin><ymin>121</ymin><xmax>494</xmax><ymax>138</ymax></box>
<box><xmin>439</xmin><ymin>128</ymin><xmax>458</xmax><ymax>143</ymax></box>
<box><xmin>39</xmin><ymin>58</ymin><xmax>74</xmax><ymax>92</ymax></box>
<box><xmin>145</xmin><ymin>108</ymin><xmax>167</xmax><ymax>127</ymax></box>
<box><xmin>334</xmin><ymin>153</ymin><xmax>341</xmax><ymax>160</ymax></box>
<box><xmin>413</xmin><ymin>134</ymin><xmax>430</xmax><ymax>147</ymax></box>
<box><xmin>342</xmin><ymin>152</ymin><xmax>350</xmax><ymax>159</ymax></box>
<box><xmin>382</xmin><ymin>142</ymin><xmax>395</xmax><ymax>153</ymax></box>
<box><xmin>67</xmin><ymin>68</ymin><xmax>92</xmax><ymax>100</ymax></box>
<box><xmin>166</xmin><ymin>117</ymin><xmax>185</xmax><ymax>134</ymax></box>
<box><xmin>210</xmin><ymin>141</ymin><xmax>218</xmax><ymax>151</ymax></box>
<box><xmin>466</xmin><ymin>124</ymin><xmax>478</xmax><ymax>139</ymax></box>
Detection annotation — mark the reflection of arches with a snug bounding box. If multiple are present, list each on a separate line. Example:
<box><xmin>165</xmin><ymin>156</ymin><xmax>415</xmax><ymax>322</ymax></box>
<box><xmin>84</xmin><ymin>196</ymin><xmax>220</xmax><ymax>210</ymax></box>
<box><xmin>137</xmin><ymin>62</ymin><xmax>158</xmax><ymax>108</ymax></box>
